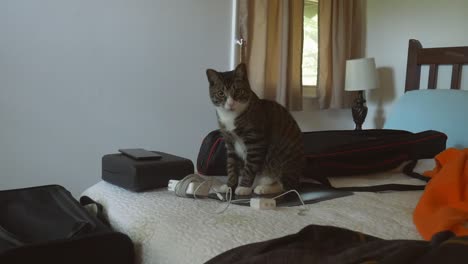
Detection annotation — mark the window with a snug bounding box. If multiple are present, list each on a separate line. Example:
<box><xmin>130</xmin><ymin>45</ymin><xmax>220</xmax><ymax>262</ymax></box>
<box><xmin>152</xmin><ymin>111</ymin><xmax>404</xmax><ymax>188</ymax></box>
<box><xmin>302</xmin><ymin>0</ymin><xmax>318</xmax><ymax>98</ymax></box>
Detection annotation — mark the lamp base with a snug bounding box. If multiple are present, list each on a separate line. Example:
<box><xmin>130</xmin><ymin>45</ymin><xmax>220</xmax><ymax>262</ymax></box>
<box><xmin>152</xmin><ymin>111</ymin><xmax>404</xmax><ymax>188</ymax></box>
<box><xmin>351</xmin><ymin>91</ymin><xmax>368</xmax><ymax>130</ymax></box>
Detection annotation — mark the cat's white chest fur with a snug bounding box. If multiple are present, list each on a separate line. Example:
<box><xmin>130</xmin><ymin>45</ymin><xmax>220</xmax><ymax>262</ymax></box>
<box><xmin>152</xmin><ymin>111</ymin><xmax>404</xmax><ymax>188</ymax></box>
<box><xmin>216</xmin><ymin>107</ymin><xmax>237</xmax><ymax>131</ymax></box>
<box><xmin>234</xmin><ymin>138</ymin><xmax>247</xmax><ymax>160</ymax></box>
<box><xmin>216</xmin><ymin>108</ymin><xmax>247</xmax><ymax>160</ymax></box>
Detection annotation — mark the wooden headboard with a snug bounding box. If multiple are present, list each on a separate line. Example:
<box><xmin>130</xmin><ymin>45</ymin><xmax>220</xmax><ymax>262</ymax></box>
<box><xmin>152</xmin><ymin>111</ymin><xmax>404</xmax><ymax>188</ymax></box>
<box><xmin>405</xmin><ymin>39</ymin><xmax>468</xmax><ymax>91</ymax></box>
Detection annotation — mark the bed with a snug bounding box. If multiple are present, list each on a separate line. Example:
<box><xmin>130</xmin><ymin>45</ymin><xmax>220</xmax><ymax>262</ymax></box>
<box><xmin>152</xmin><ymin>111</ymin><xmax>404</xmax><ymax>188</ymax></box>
<box><xmin>82</xmin><ymin>39</ymin><xmax>468</xmax><ymax>264</ymax></box>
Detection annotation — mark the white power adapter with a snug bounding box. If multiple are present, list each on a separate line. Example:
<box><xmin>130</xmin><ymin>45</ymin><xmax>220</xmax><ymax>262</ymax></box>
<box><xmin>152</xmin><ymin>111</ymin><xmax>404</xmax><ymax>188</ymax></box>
<box><xmin>167</xmin><ymin>180</ymin><xmax>179</xmax><ymax>191</ymax></box>
<box><xmin>250</xmin><ymin>198</ymin><xmax>276</xmax><ymax>210</ymax></box>
<box><xmin>167</xmin><ymin>180</ymin><xmax>179</xmax><ymax>192</ymax></box>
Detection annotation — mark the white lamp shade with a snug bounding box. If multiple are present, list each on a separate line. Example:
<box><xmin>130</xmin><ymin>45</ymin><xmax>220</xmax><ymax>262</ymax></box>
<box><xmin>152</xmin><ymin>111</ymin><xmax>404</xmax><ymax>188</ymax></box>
<box><xmin>345</xmin><ymin>58</ymin><xmax>378</xmax><ymax>91</ymax></box>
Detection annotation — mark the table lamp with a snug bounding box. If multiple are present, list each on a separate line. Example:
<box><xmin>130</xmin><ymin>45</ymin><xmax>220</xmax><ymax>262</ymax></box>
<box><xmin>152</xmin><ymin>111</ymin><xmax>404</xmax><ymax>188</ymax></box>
<box><xmin>345</xmin><ymin>58</ymin><xmax>378</xmax><ymax>130</ymax></box>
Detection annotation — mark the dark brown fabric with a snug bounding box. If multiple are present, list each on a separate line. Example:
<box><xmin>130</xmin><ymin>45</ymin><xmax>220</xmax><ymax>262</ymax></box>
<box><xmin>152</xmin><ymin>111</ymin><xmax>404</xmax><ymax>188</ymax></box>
<box><xmin>205</xmin><ymin>225</ymin><xmax>468</xmax><ymax>264</ymax></box>
<box><xmin>237</xmin><ymin>0</ymin><xmax>304</xmax><ymax>111</ymax></box>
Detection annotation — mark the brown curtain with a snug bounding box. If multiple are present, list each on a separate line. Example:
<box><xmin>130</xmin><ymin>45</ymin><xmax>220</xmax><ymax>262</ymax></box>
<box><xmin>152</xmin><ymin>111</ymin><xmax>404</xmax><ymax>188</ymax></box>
<box><xmin>238</xmin><ymin>0</ymin><xmax>304</xmax><ymax>111</ymax></box>
<box><xmin>318</xmin><ymin>0</ymin><xmax>363</xmax><ymax>109</ymax></box>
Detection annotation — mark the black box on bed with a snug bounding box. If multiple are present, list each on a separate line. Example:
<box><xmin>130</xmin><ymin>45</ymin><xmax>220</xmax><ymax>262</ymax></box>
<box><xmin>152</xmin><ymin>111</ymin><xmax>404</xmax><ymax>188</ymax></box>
<box><xmin>102</xmin><ymin>151</ymin><xmax>194</xmax><ymax>192</ymax></box>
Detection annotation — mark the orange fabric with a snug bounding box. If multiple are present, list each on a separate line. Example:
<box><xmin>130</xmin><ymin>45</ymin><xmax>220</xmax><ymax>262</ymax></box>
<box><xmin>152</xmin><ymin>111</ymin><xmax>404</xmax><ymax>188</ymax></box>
<box><xmin>413</xmin><ymin>148</ymin><xmax>468</xmax><ymax>240</ymax></box>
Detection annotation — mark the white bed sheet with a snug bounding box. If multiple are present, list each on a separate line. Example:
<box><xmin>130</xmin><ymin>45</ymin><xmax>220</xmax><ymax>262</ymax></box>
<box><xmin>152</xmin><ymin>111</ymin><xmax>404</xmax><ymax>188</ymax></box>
<box><xmin>82</xmin><ymin>159</ymin><xmax>435</xmax><ymax>264</ymax></box>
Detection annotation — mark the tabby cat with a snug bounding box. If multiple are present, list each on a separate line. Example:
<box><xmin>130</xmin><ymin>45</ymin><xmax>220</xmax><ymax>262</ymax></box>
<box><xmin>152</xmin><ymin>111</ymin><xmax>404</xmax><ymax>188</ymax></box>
<box><xmin>205</xmin><ymin>63</ymin><xmax>305</xmax><ymax>196</ymax></box>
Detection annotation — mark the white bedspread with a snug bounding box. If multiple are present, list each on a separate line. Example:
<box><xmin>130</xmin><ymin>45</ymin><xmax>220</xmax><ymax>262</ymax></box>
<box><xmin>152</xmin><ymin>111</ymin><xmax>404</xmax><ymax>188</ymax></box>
<box><xmin>82</xmin><ymin>159</ymin><xmax>435</xmax><ymax>264</ymax></box>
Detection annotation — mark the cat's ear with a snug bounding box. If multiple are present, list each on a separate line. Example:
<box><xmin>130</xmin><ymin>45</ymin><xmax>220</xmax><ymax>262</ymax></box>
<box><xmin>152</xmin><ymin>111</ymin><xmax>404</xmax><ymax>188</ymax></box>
<box><xmin>206</xmin><ymin>69</ymin><xmax>221</xmax><ymax>86</ymax></box>
<box><xmin>234</xmin><ymin>63</ymin><xmax>248</xmax><ymax>80</ymax></box>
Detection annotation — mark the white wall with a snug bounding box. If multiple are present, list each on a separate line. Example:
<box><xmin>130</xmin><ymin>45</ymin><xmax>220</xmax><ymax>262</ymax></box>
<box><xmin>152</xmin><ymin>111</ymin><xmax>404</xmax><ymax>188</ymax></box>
<box><xmin>2</xmin><ymin>0</ymin><xmax>467</xmax><ymax>197</ymax></box>
<box><xmin>365</xmin><ymin>0</ymin><xmax>468</xmax><ymax>128</ymax></box>
<box><xmin>292</xmin><ymin>91</ymin><xmax>355</xmax><ymax>131</ymax></box>
<box><xmin>300</xmin><ymin>0</ymin><xmax>468</xmax><ymax>130</ymax></box>
<box><xmin>0</xmin><ymin>0</ymin><xmax>232</xmax><ymax>196</ymax></box>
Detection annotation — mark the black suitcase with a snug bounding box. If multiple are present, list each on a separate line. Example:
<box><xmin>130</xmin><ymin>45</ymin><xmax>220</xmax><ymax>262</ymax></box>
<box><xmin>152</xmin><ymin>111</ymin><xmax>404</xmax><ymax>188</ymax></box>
<box><xmin>196</xmin><ymin>129</ymin><xmax>447</xmax><ymax>192</ymax></box>
<box><xmin>303</xmin><ymin>129</ymin><xmax>446</xmax><ymax>176</ymax></box>
<box><xmin>0</xmin><ymin>185</ymin><xmax>134</xmax><ymax>264</ymax></box>
<box><xmin>197</xmin><ymin>130</ymin><xmax>227</xmax><ymax>176</ymax></box>
<box><xmin>303</xmin><ymin>129</ymin><xmax>446</xmax><ymax>191</ymax></box>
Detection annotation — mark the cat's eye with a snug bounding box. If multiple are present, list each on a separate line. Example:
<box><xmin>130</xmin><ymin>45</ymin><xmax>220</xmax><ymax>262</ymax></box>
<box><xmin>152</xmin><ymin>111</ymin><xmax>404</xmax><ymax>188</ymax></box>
<box><xmin>236</xmin><ymin>89</ymin><xmax>245</xmax><ymax>97</ymax></box>
<box><xmin>217</xmin><ymin>91</ymin><xmax>225</xmax><ymax>97</ymax></box>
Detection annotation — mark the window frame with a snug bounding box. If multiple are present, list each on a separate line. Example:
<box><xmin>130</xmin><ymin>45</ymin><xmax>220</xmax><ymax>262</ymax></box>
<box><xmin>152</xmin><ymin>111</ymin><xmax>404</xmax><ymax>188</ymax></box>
<box><xmin>302</xmin><ymin>0</ymin><xmax>319</xmax><ymax>98</ymax></box>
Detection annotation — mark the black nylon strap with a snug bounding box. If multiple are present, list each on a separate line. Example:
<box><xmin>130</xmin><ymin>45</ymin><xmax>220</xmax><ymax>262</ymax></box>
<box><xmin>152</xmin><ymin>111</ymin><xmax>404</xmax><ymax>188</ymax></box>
<box><xmin>334</xmin><ymin>183</ymin><xmax>426</xmax><ymax>192</ymax></box>
<box><xmin>403</xmin><ymin>160</ymin><xmax>431</xmax><ymax>182</ymax></box>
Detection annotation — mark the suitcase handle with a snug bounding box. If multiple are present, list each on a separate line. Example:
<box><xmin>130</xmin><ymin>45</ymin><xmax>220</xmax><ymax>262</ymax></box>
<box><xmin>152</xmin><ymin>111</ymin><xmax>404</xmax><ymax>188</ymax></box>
<box><xmin>79</xmin><ymin>196</ymin><xmax>109</xmax><ymax>227</ymax></box>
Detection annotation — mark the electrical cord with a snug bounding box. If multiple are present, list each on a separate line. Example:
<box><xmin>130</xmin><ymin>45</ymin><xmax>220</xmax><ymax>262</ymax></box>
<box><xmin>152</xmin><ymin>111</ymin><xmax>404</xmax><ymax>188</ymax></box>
<box><xmin>193</xmin><ymin>179</ymin><xmax>234</xmax><ymax>215</ymax></box>
<box><xmin>174</xmin><ymin>174</ymin><xmax>308</xmax><ymax>215</ymax></box>
<box><xmin>271</xmin><ymin>189</ymin><xmax>308</xmax><ymax>215</ymax></box>
<box><xmin>174</xmin><ymin>174</ymin><xmax>204</xmax><ymax>198</ymax></box>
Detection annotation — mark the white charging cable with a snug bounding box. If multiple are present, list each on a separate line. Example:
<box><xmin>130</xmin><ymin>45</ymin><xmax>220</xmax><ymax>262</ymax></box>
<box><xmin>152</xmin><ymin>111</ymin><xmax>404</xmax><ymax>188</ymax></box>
<box><xmin>271</xmin><ymin>189</ymin><xmax>308</xmax><ymax>215</ymax></box>
<box><xmin>174</xmin><ymin>175</ymin><xmax>308</xmax><ymax>215</ymax></box>
<box><xmin>193</xmin><ymin>178</ymin><xmax>235</xmax><ymax>215</ymax></box>
<box><xmin>195</xmin><ymin>181</ymin><xmax>308</xmax><ymax>215</ymax></box>
<box><xmin>271</xmin><ymin>189</ymin><xmax>306</xmax><ymax>207</ymax></box>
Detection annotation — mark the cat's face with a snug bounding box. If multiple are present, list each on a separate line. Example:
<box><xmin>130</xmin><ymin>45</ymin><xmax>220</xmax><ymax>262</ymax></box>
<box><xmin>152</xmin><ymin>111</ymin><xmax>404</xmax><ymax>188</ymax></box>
<box><xmin>206</xmin><ymin>63</ymin><xmax>253</xmax><ymax>114</ymax></box>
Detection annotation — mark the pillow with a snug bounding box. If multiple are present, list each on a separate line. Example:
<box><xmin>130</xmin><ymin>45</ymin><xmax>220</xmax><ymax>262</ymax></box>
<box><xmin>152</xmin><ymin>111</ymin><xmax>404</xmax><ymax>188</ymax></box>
<box><xmin>384</xmin><ymin>89</ymin><xmax>468</xmax><ymax>149</ymax></box>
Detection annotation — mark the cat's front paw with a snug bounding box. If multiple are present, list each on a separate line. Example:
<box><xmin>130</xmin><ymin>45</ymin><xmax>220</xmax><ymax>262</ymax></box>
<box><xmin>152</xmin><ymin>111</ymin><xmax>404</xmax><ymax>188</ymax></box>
<box><xmin>235</xmin><ymin>186</ymin><xmax>252</xmax><ymax>196</ymax></box>
<box><xmin>254</xmin><ymin>184</ymin><xmax>282</xmax><ymax>195</ymax></box>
